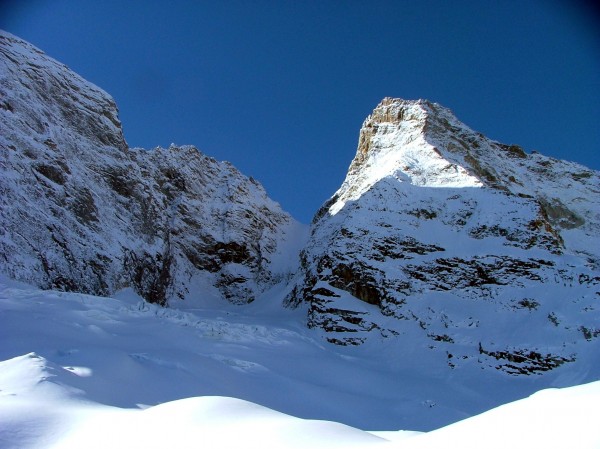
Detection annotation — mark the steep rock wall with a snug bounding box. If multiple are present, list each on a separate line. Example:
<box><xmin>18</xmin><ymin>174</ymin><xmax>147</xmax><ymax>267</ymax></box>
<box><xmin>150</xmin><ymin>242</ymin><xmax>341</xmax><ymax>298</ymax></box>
<box><xmin>288</xmin><ymin>98</ymin><xmax>600</xmax><ymax>377</ymax></box>
<box><xmin>0</xmin><ymin>31</ymin><xmax>306</xmax><ymax>306</ymax></box>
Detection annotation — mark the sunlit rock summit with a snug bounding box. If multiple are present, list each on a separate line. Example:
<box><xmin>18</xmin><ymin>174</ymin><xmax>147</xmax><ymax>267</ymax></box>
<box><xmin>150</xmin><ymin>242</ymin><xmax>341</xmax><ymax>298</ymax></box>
<box><xmin>1</xmin><ymin>31</ymin><xmax>599</xmax><ymax>379</ymax></box>
<box><xmin>287</xmin><ymin>97</ymin><xmax>599</xmax><ymax>374</ymax></box>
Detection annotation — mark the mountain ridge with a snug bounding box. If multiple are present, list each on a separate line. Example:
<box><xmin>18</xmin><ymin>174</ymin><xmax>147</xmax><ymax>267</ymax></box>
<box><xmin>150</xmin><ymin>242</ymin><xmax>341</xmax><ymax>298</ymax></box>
<box><xmin>1</xmin><ymin>31</ymin><xmax>599</xmax><ymax>384</ymax></box>
<box><xmin>0</xmin><ymin>30</ymin><xmax>307</xmax><ymax>307</ymax></box>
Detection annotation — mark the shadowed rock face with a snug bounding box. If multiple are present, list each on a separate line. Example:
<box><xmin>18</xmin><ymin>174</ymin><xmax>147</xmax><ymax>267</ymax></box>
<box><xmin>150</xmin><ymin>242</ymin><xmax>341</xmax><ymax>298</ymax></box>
<box><xmin>287</xmin><ymin>97</ymin><xmax>600</xmax><ymax>375</ymax></box>
<box><xmin>0</xmin><ymin>31</ymin><xmax>305</xmax><ymax>306</ymax></box>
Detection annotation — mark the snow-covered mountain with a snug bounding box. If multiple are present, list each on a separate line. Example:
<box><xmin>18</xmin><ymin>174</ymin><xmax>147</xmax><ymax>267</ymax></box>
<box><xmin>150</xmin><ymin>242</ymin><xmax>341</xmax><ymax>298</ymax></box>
<box><xmin>288</xmin><ymin>97</ymin><xmax>599</xmax><ymax>377</ymax></box>
<box><xmin>1</xmin><ymin>29</ymin><xmax>600</xmax><ymax>447</ymax></box>
<box><xmin>0</xmin><ymin>30</ymin><xmax>307</xmax><ymax>307</ymax></box>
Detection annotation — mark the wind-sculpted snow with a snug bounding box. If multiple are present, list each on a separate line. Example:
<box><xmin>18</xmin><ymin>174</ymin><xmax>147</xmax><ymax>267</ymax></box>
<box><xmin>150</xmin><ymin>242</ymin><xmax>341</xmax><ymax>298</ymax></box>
<box><xmin>1</xmin><ymin>281</ymin><xmax>599</xmax><ymax>448</ymax></box>
<box><xmin>0</xmin><ymin>277</ymin><xmax>484</xmax><ymax>431</ymax></box>
<box><xmin>0</xmin><ymin>30</ymin><xmax>307</xmax><ymax>306</ymax></box>
<box><xmin>289</xmin><ymin>98</ymin><xmax>600</xmax><ymax>381</ymax></box>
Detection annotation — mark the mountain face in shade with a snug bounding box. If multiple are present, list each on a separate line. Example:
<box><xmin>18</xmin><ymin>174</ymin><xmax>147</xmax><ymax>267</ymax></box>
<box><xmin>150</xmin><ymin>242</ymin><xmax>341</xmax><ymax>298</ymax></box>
<box><xmin>1</xmin><ymin>30</ymin><xmax>599</xmax><ymax>381</ymax></box>
<box><xmin>287</xmin><ymin>97</ymin><xmax>599</xmax><ymax>374</ymax></box>
<box><xmin>0</xmin><ymin>30</ymin><xmax>307</xmax><ymax>307</ymax></box>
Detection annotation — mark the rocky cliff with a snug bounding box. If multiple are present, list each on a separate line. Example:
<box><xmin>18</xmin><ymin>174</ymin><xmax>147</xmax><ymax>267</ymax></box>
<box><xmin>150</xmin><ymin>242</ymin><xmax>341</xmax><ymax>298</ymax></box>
<box><xmin>0</xmin><ymin>30</ymin><xmax>306</xmax><ymax>306</ymax></box>
<box><xmin>287</xmin><ymin>97</ymin><xmax>599</xmax><ymax>375</ymax></box>
<box><xmin>2</xmin><ymin>31</ymin><xmax>599</xmax><ymax>379</ymax></box>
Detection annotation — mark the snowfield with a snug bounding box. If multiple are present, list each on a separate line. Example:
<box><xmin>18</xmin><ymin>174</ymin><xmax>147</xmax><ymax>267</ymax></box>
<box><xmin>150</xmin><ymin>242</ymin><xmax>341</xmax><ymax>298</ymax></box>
<box><xmin>2</xmin><ymin>29</ymin><xmax>599</xmax><ymax>449</ymax></box>
<box><xmin>1</xmin><ymin>277</ymin><xmax>599</xmax><ymax>448</ymax></box>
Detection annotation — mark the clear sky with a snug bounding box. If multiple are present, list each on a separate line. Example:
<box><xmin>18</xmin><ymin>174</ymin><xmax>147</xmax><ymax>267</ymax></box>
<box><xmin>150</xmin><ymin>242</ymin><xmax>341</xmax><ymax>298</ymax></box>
<box><xmin>1</xmin><ymin>1</ymin><xmax>599</xmax><ymax>223</ymax></box>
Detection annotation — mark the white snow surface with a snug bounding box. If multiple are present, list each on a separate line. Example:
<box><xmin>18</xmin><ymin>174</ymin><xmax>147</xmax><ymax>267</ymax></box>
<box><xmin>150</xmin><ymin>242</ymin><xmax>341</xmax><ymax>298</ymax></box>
<box><xmin>1</xmin><ymin>277</ymin><xmax>599</xmax><ymax>448</ymax></box>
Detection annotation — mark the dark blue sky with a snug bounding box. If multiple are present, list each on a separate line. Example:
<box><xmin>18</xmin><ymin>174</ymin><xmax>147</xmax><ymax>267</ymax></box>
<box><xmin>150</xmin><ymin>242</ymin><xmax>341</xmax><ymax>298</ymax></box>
<box><xmin>2</xmin><ymin>1</ymin><xmax>599</xmax><ymax>223</ymax></box>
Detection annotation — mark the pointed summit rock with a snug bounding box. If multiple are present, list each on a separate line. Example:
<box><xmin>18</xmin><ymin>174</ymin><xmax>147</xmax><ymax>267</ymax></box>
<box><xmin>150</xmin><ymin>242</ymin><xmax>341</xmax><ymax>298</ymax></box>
<box><xmin>289</xmin><ymin>98</ymin><xmax>599</xmax><ymax>378</ymax></box>
<box><xmin>323</xmin><ymin>97</ymin><xmax>597</xmax><ymax>246</ymax></box>
<box><xmin>326</xmin><ymin>98</ymin><xmax>483</xmax><ymax>217</ymax></box>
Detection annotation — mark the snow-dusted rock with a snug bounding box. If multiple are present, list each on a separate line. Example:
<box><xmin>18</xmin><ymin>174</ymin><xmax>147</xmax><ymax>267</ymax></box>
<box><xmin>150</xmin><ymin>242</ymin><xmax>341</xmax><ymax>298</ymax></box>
<box><xmin>0</xmin><ymin>30</ymin><xmax>306</xmax><ymax>305</ymax></box>
<box><xmin>288</xmin><ymin>97</ymin><xmax>599</xmax><ymax>376</ymax></box>
<box><xmin>1</xmin><ymin>29</ymin><xmax>598</xmax><ymax>380</ymax></box>
<box><xmin>1</xmin><ymin>31</ymin><xmax>599</xmax><ymax>440</ymax></box>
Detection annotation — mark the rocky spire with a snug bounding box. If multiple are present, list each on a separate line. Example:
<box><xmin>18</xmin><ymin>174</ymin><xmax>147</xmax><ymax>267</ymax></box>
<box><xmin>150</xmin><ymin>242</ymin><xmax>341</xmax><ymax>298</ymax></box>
<box><xmin>326</xmin><ymin>98</ymin><xmax>483</xmax><ymax>217</ymax></box>
<box><xmin>289</xmin><ymin>97</ymin><xmax>599</xmax><ymax>382</ymax></box>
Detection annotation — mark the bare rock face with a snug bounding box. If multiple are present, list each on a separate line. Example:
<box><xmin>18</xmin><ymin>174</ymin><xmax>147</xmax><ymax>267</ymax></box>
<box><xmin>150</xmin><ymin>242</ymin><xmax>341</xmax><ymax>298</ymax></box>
<box><xmin>0</xmin><ymin>31</ymin><xmax>306</xmax><ymax>306</ymax></box>
<box><xmin>288</xmin><ymin>98</ymin><xmax>600</xmax><ymax>376</ymax></box>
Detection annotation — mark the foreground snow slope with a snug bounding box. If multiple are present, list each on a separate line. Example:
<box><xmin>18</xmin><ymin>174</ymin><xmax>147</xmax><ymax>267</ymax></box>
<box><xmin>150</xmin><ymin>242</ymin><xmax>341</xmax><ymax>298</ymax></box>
<box><xmin>1</xmin><ymin>276</ymin><xmax>599</xmax><ymax>442</ymax></box>
<box><xmin>398</xmin><ymin>381</ymin><xmax>600</xmax><ymax>449</ymax></box>
<box><xmin>0</xmin><ymin>282</ymin><xmax>600</xmax><ymax>449</ymax></box>
<box><xmin>0</xmin><ymin>354</ymin><xmax>388</xmax><ymax>449</ymax></box>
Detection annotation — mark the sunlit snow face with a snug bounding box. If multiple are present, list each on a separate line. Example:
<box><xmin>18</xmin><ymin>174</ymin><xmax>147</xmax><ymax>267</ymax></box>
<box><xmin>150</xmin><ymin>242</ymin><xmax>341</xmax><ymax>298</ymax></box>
<box><xmin>328</xmin><ymin>113</ymin><xmax>482</xmax><ymax>216</ymax></box>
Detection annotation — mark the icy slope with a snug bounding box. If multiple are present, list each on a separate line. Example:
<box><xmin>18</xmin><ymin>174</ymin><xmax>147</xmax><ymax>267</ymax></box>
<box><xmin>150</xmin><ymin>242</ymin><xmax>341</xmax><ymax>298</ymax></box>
<box><xmin>1</xmin><ymin>281</ymin><xmax>598</xmax><ymax>448</ymax></box>
<box><xmin>398</xmin><ymin>381</ymin><xmax>600</xmax><ymax>449</ymax></box>
<box><xmin>0</xmin><ymin>277</ymin><xmax>470</xmax><ymax>431</ymax></box>
<box><xmin>0</xmin><ymin>30</ymin><xmax>307</xmax><ymax>306</ymax></box>
<box><xmin>288</xmin><ymin>98</ymin><xmax>600</xmax><ymax>380</ymax></box>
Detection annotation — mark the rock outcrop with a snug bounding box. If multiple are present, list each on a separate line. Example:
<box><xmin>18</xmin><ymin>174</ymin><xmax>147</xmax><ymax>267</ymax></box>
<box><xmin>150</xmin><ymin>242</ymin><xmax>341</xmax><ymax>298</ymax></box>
<box><xmin>0</xmin><ymin>30</ymin><xmax>307</xmax><ymax>306</ymax></box>
<box><xmin>287</xmin><ymin>97</ymin><xmax>599</xmax><ymax>375</ymax></box>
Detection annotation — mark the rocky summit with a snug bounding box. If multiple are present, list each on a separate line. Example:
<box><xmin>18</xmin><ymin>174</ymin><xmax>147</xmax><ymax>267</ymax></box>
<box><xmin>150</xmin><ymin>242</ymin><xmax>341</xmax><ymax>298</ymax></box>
<box><xmin>287</xmin><ymin>97</ymin><xmax>600</xmax><ymax>375</ymax></box>
<box><xmin>1</xmin><ymin>31</ymin><xmax>599</xmax><ymax>380</ymax></box>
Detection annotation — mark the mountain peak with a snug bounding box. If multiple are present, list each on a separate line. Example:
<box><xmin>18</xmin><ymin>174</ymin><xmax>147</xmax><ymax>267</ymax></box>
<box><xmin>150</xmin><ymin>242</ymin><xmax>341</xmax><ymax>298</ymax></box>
<box><xmin>327</xmin><ymin>98</ymin><xmax>482</xmax><ymax>216</ymax></box>
<box><xmin>291</xmin><ymin>98</ymin><xmax>599</xmax><ymax>374</ymax></box>
<box><xmin>364</xmin><ymin>97</ymin><xmax>452</xmax><ymax>130</ymax></box>
<box><xmin>323</xmin><ymin>96</ymin><xmax>599</xmax><ymax>249</ymax></box>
